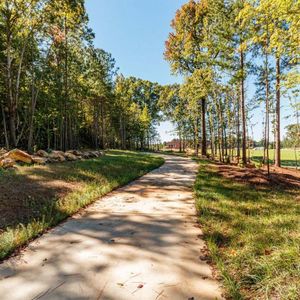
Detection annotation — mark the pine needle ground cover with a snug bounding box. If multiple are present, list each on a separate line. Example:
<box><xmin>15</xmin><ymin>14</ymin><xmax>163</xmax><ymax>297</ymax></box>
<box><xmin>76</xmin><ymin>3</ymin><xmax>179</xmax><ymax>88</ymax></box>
<box><xmin>194</xmin><ymin>160</ymin><xmax>300</xmax><ymax>300</ymax></box>
<box><xmin>0</xmin><ymin>151</ymin><xmax>164</xmax><ymax>261</ymax></box>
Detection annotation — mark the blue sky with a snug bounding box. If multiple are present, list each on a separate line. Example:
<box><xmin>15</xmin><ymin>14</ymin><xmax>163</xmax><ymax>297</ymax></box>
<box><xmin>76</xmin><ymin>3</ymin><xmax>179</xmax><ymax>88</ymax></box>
<box><xmin>85</xmin><ymin>0</ymin><xmax>296</xmax><ymax>142</ymax></box>
<box><xmin>85</xmin><ymin>0</ymin><xmax>184</xmax><ymax>142</ymax></box>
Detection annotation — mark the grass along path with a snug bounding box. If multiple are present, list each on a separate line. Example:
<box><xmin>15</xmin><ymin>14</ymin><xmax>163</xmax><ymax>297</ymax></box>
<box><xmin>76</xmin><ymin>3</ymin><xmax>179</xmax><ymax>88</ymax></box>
<box><xmin>194</xmin><ymin>160</ymin><xmax>300</xmax><ymax>300</ymax></box>
<box><xmin>0</xmin><ymin>150</ymin><xmax>164</xmax><ymax>261</ymax></box>
<box><xmin>251</xmin><ymin>149</ymin><xmax>299</xmax><ymax>168</ymax></box>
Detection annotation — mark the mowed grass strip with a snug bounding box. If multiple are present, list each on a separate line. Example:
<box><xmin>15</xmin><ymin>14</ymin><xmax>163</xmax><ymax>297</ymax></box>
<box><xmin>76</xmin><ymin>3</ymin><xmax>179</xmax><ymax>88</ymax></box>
<box><xmin>0</xmin><ymin>150</ymin><xmax>164</xmax><ymax>261</ymax></box>
<box><xmin>194</xmin><ymin>160</ymin><xmax>300</xmax><ymax>300</ymax></box>
<box><xmin>251</xmin><ymin>148</ymin><xmax>300</xmax><ymax>168</ymax></box>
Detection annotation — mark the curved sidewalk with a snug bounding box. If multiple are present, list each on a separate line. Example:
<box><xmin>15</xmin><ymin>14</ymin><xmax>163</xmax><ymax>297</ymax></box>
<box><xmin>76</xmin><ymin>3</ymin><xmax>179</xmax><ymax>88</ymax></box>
<box><xmin>0</xmin><ymin>155</ymin><xmax>223</xmax><ymax>300</ymax></box>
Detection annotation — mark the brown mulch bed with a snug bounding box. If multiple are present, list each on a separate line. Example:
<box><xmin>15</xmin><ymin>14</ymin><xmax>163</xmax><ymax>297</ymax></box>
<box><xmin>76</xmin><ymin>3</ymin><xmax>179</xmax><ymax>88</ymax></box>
<box><xmin>212</xmin><ymin>162</ymin><xmax>300</xmax><ymax>190</ymax></box>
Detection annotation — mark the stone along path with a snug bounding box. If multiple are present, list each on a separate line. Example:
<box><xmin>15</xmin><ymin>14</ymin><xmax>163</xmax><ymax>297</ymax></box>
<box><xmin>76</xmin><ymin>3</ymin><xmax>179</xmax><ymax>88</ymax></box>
<box><xmin>0</xmin><ymin>155</ymin><xmax>223</xmax><ymax>300</ymax></box>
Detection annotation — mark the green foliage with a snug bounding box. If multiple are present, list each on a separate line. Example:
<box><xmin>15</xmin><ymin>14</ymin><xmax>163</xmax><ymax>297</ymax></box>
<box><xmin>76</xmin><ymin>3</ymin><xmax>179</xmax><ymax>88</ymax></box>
<box><xmin>283</xmin><ymin>124</ymin><xmax>300</xmax><ymax>148</ymax></box>
<box><xmin>0</xmin><ymin>1</ymin><xmax>161</xmax><ymax>151</ymax></box>
<box><xmin>114</xmin><ymin>75</ymin><xmax>161</xmax><ymax>149</ymax></box>
<box><xmin>163</xmin><ymin>0</ymin><xmax>299</xmax><ymax>165</ymax></box>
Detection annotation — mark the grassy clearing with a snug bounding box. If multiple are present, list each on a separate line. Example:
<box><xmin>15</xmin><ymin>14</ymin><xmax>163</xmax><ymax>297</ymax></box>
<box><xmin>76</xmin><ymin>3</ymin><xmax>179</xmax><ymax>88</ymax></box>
<box><xmin>160</xmin><ymin>148</ymin><xmax>300</xmax><ymax>169</ymax></box>
<box><xmin>194</xmin><ymin>160</ymin><xmax>300</xmax><ymax>300</ymax></box>
<box><xmin>158</xmin><ymin>150</ymin><xmax>188</xmax><ymax>157</ymax></box>
<box><xmin>251</xmin><ymin>149</ymin><xmax>299</xmax><ymax>168</ymax></box>
<box><xmin>0</xmin><ymin>150</ymin><xmax>164</xmax><ymax>261</ymax></box>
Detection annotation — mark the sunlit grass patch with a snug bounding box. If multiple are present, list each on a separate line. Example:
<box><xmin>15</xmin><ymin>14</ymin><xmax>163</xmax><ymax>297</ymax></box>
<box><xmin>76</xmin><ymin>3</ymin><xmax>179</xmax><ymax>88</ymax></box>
<box><xmin>0</xmin><ymin>150</ymin><xmax>164</xmax><ymax>261</ymax></box>
<box><xmin>194</xmin><ymin>160</ymin><xmax>300</xmax><ymax>300</ymax></box>
<box><xmin>251</xmin><ymin>148</ymin><xmax>299</xmax><ymax>168</ymax></box>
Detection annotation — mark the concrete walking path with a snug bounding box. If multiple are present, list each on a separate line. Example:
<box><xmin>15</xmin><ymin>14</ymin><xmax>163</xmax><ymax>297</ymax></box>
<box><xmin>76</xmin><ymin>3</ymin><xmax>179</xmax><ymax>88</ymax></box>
<box><xmin>0</xmin><ymin>155</ymin><xmax>223</xmax><ymax>300</ymax></box>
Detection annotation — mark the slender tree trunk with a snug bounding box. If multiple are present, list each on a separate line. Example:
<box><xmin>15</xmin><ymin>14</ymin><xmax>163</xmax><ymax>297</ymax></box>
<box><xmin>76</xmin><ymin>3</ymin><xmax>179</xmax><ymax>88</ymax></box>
<box><xmin>101</xmin><ymin>97</ymin><xmax>105</xmax><ymax>149</ymax></box>
<box><xmin>1</xmin><ymin>104</ymin><xmax>9</xmax><ymax>149</ymax></box>
<box><xmin>47</xmin><ymin>117</ymin><xmax>50</xmax><ymax>150</ymax></box>
<box><xmin>275</xmin><ymin>56</ymin><xmax>281</xmax><ymax>167</ymax></box>
<box><xmin>265</xmin><ymin>52</ymin><xmax>270</xmax><ymax>176</ymax></box>
<box><xmin>194</xmin><ymin>118</ymin><xmax>199</xmax><ymax>156</ymax></box>
<box><xmin>28</xmin><ymin>57</ymin><xmax>39</xmax><ymax>153</ymax></box>
<box><xmin>218</xmin><ymin>120</ymin><xmax>222</xmax><ymax>161</ymax></box>
<box><xmin>240</xmin><ymin>50</ymin><xmax>247</xmax><ymax>164</ymax></box>
<box><xmin>28</xmin><ymin>104</ymin><xmax>35</xmax><ymax>153</ymax></box>
<box><xmin>236</xmin><ymin>88</ymin><xmax>241</xmax><ymax>160</ymax></box>
<box><xmin>179</xmin><ymin>135</ymin><xmax>182</xmax><ymax>152</ymax></box>
<box><xmin>224</xmin><ymin>126</ymin><xmax>228</xmax><ymax>156</ymax></box>
<box><xmin>209</xmin><ymin>115</ymin><xmax>214</xmax><ymax>159</ymax></box>
<box><xmin>94</xmin><ymin>105</ymin><xmax>99</xmax><ymax>148</ymax></box>
<box><xmin>6</xmin><ymin>26</ymin><xmax>17</xmax><ymax>147</ymax></box>
<box><xmin>201</xmin><ymin>98</ymin><xmax>207</xmax><ymax>156</ymax></box>
<box><xmin>63</xmin><ymin>14</ymin><xmax>69</xmax><ymax>151</ymax></box>
<box><xmin>221</xmin><ymin>124</ymin><xmax>225</xmax><ymax>162</ymax></box>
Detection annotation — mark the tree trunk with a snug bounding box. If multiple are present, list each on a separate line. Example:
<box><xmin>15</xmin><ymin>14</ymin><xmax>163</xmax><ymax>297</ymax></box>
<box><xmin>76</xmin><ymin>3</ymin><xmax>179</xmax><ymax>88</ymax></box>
<box><xmin>217</xmin><ymin>120</ymin><xmax>222</xmax><ymax>161</ymax></box>
<box><xmin>63</xmin><ymin>14</ymin><xmax>69</xmax><ymax>151</ymax></box>
<box><xmin>265</xmin><ymin>52</ymin><xmax>270</xmax><ymax>176</ymax></box>
<box><xmin>240</xmin><ymin>50</ymin><xmax>247</xmax><ymax>164</ymax></box>
<box><xmin>201</xmin><ymin>98</ymin><xmax>207</xmax><ymax>156</ymax></box>
<box><xmin>179</xmin><ymin>132</ymin><xmax>182</xmax><ymax>152</ymax></box>
<box><xmin>275</xmin><ymin>56</ymin><xmax>281</xmax><ymax>167</ymax></box>
<box><xmin>1</xmin><ymin>104</ymin><xmax>9</xmax><ymax>149</ymax></box>
<box><xmin>28</xmin><ymin>59</ymin><xmax>39</xmax><ymax>153</ymax></box>
<box><xmin>209</xmin><ymin>115</ymin><xmax>215</xmax><ymax>159</ymax></box>
<box><xmin>236</xmin><ymin>88</ymin><xmax>241</xmax><ymax>160</ymax></box>
<box><xmin>6</xmin><ymin>32</ymin><xmax>17</xmax><ymax>147</ymax></box>
<box><xmin>101</xmin><ymin>97</ymin><xmax>105</xmax><ymax>149</ymax></box>
<box><xmin>27</xmin><ymin>110</ymin><xmax>35</xmax><ymax>153</ymax></box>
<box><xmin>194</xmin><ymin>118</ymin><xmax>199</xmax><ymax>156</ymax></box>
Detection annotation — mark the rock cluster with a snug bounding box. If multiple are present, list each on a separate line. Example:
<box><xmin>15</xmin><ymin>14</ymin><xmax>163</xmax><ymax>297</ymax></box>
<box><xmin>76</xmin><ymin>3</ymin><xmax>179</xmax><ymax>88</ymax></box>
<box><xmin>0</xmin><ymin>148</ymin><xmax>104</xmax><ymax>169</ymax></box>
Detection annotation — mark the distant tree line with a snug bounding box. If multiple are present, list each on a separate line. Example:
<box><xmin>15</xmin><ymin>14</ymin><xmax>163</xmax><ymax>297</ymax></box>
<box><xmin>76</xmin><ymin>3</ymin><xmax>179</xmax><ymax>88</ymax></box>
<box><xmin>1</xmin><ymin>0</ymin><xmax>299</xmax><ymax>168</ymax></box>
<box><xmin>0</xmin><ymin>0</ymin><xmax>161</xmax><ymax>152</ymax></box>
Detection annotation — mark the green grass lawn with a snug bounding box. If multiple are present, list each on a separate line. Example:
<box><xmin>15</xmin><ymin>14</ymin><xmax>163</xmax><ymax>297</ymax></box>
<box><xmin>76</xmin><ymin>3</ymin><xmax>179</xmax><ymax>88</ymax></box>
<box><xmin>158</xmin><ymin>149</ymin><xmax>188</xmax><ymax>157</ymax></box>
<box><xmin>194</xmin><ymin>160</ymin><xmax>300</xmax><ymax>300</ymax></box>
<box><xmin>159</xmin><ymin>148</ymin><xmax>300</xmax><ymax>168</ymax></box>
<box><xmin>0</xmin><ymin>150</ymin><xmax>164</xmax><ymax>261</ymax></box>
<box><xmin>251</xmin><ymin>149</ymin><xmax>299</xmax><ymax>168</ymax></box>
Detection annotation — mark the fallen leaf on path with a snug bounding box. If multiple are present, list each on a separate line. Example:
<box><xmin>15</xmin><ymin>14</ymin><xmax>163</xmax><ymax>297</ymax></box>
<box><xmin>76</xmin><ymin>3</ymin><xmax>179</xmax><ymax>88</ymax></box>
<box><xmin>131</xmin><ymin>283</ymin><xmax>145</xmax><ymax>294</ymax></box>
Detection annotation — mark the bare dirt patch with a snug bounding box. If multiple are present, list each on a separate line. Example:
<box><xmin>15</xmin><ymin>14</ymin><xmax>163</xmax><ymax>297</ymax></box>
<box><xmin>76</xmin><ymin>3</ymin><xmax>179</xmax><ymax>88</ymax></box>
<box><xmin>212</xmin><ymin>162</ymin><xmax>300</xmax><ymax>190</ymax></box>
<box><xmin>0</xmin><ymin>165</ymin><xmax>82</xmax><ymax>230</ymax></box>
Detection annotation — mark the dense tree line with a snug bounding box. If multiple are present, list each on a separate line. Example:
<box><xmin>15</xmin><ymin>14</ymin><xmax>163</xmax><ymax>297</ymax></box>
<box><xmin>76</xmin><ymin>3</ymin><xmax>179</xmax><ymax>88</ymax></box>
<box><xmin>0</xmin><ymin>0</ymin><xmax>160</xmax><ymax>152</ymax></box>
<box><xmin>1</xmin><ymin>0</ymin><xmax>298</xmax><ymax>166</ymax></box>
<box><xmin>163</xmin><ymin>0</ymin><xmax>299</xmax><ymax>168</ymax></box>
